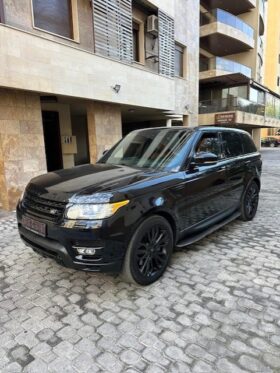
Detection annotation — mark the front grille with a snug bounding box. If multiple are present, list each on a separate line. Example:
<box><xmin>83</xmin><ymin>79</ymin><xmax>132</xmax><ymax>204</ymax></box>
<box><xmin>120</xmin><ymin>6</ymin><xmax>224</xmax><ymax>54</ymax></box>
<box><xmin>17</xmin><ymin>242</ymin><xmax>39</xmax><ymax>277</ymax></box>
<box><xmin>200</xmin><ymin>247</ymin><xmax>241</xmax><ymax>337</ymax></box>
<box><xmin>22</xmin><ymin>191</ymin><xmax>66</xmax><ymax>222</ymax></box>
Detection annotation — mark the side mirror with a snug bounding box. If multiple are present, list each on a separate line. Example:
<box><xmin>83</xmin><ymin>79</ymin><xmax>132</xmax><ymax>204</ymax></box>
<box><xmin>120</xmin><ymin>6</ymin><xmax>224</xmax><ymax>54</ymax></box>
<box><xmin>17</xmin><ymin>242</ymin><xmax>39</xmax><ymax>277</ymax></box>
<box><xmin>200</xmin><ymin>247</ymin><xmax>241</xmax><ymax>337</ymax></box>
<box><xmin>192</xmin><ymin>152</ymin><xmax>218</xmax><ymax>166</ymax></box>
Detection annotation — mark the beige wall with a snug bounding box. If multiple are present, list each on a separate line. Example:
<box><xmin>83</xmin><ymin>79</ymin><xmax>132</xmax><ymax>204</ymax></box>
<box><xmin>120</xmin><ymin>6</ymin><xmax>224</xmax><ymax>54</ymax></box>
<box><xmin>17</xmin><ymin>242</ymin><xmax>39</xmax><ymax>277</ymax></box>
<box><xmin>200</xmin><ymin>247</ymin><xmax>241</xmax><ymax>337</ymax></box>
<box><xmin>0</xmin><ymin>25</ymin><xmax>176</xmax><ymax>112</ymax></box>
<box><xmin>87</xmin><ymin>102</ymin><xmax>122</xmax><ymax>163</ymax></box>
<box><xmin>3</xmin><ymin>0</ymin><xmax>94</xmax><ymax>52</ymax></box>
<box><xmin>174</xmin><ymin>0</ymin><xmax>200</xmax><ymax>125</ymax></box>
<box><xmin>0</xmin><ymin>89</ymin><xmax>47</xmax><ymax>210</ymax></box>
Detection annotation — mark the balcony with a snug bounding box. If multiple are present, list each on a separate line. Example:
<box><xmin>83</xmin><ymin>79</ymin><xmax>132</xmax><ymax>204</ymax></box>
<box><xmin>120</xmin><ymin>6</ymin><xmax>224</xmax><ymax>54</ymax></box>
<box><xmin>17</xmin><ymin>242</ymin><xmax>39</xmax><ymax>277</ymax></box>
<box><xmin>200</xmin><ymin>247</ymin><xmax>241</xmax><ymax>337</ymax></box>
<box><xmin>200</xmin><ymin>9</ymin><xmax>255</xmax><ymax>56</ymax></box>
<box><xmin>199</xmin><ymin>96</ymin><xmax>280</xmax><ymax>129</ymax></box>
<box><xmin>199</xmin><ymin>97</ymin><xmax>265</xmax><ymax>116</ymax></box>
<box><xmin>200</xmin><ymin>57</ymin><xmax>252</xmax><ymax>82</ymax></box>
<box><xmin>201</xmin><ymin>0</ymin><xmax>256</xmax><ymax>16</ymax></box>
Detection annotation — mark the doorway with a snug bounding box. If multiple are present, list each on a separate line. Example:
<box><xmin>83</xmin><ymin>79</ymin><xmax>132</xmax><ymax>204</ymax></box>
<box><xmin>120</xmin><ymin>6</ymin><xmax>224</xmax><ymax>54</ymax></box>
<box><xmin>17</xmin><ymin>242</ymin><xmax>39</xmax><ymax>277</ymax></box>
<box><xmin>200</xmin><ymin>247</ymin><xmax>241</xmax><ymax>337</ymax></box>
<box><xmin>42</xmin><ymin>111</ymin><xmax>63</xmax><ymax>172</ymax></box>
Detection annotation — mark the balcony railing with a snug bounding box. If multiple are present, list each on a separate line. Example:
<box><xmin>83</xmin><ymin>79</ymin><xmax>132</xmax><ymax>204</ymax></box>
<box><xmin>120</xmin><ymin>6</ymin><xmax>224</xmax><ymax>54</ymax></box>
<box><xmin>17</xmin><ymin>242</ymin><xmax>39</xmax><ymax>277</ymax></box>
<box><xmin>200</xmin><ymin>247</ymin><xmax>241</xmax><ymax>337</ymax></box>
<box><xmin>199</xmin><ymin>97</ymin><xmax>265</xmax><ymax>116</ymax></box>
<box><xmin>200</xmin><ymin>57</ymin><xmax>252</xmax><ymax>78</ymax></box>
<box><xmin>200</xmin><ymin>9</ymin><xmax>254</xmax><ymax>39</ymax></box>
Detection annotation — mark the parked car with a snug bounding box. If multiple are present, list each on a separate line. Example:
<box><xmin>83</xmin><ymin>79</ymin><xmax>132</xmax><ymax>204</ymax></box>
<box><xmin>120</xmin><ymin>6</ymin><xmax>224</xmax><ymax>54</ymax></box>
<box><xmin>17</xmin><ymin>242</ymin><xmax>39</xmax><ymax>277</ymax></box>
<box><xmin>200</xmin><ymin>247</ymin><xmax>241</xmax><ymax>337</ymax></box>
<box><xmin>17</xmin><ymin>127</ymin><xmax>262</xmax><ymax>285</ymax></box>
<box><xmin>261</xmin><ymin>136</ymin><xmax>280</xmax><ymax>148</ymax></box>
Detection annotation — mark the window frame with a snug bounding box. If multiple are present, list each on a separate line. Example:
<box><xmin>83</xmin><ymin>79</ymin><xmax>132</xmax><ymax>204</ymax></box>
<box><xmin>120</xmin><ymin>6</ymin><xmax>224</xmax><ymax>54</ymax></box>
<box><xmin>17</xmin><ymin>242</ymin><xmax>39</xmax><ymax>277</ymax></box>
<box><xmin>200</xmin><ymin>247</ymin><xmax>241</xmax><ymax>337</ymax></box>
<box><xmin>175</xmin><ymin>42</ymin><xmax>187</xmax><ymax>79</ymax></box>
<box><xmin>0</xmin><ymin>0</ymin><xmax>5</xmax><ymax>23</ymax></box>
<box><xmin>31</xmin><ymin>0</ymin><xmax>80</xmax><ymax>42</ymax></box>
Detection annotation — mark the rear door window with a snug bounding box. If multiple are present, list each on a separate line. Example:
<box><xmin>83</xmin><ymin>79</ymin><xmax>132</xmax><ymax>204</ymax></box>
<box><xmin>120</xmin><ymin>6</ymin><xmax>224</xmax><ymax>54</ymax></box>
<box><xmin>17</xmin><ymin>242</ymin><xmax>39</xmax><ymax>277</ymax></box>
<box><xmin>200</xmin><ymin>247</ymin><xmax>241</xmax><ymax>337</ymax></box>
<box><xmin>221</xmin><ymin>132</ymin><xmax>243</xmax><ymax>158</ymax></box>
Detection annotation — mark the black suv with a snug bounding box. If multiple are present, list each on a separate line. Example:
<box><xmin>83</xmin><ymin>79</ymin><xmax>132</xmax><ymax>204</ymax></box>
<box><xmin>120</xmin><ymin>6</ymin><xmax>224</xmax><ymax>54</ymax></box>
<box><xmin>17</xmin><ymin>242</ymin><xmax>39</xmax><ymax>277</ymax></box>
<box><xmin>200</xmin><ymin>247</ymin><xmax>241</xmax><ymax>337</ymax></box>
<box><xmin>17</xmin><ymin>127</ymin><xmax>262</xmax><ymax>285</ymax></box>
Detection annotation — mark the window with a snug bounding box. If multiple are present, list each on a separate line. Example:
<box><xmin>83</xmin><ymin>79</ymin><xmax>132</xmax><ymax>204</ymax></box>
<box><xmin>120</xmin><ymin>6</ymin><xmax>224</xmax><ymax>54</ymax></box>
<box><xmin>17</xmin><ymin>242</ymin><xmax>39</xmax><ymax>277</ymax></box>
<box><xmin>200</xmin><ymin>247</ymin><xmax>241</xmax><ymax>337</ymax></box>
<box><xmin>240</xmin><ymin>133</ymin><xmax>257</xmax><ymax>154</ymax></box>
<box><xmin>0</xmin><ymin>0</ymin><xmax>5</xmax><ymax>23</ymax></box>
<box><xmin>133</xmin><ymin>21</ymin><xmax>140</xmax><ymax>62</ymax></box>
<box><xmin>196</xmin><ymin>133</ymin><xmax>221</xmax><ymax>158</ymax></box>
<box><xmin>175</xmin><ymin>43</ymin><xmax>185</xmax><ymax>78</ymax></box>
<box><xmin>222</xmin><ymin>132</ymin><xmax>243</xmax><ymax>158</ymax></box>
<box><xmin>32</xmin><ymin>0</ymin><xmax>73</xmax><ymax>39</ymax></box>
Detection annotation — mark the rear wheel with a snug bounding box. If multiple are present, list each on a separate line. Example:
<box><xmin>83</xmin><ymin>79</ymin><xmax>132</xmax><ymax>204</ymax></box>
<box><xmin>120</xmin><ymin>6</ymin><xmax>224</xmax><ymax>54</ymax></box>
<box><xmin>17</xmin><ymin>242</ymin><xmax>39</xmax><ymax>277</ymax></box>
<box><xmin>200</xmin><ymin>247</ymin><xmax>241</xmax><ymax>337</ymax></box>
<box><xmin>240</xmin><ymin>181</ymin><xmax>260</xmax><ymax>221</ymax></box>
<box><xmin>270</xmin><ymin>142</ymin><xmax>275</xmax><ymax>148</ymax></box>
<box><xmin>121</xmin><ymin>216</ymin><xmax>173</xmax><ymax>285</ymax></box>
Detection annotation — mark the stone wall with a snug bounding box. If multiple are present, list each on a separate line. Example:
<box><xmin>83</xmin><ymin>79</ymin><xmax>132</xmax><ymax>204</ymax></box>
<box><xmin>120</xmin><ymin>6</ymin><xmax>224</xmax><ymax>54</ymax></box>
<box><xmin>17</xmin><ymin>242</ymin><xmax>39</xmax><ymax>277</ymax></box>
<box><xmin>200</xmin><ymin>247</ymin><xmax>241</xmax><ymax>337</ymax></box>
<box><xmin>0</xmin><ymin>89</ymin><xmax>47</xmax><ymax>210</ymax></box>
<box><xmin>87</xmin><ymin>102</ymin><xmax>122</xmax><ymax>163</ymax></box>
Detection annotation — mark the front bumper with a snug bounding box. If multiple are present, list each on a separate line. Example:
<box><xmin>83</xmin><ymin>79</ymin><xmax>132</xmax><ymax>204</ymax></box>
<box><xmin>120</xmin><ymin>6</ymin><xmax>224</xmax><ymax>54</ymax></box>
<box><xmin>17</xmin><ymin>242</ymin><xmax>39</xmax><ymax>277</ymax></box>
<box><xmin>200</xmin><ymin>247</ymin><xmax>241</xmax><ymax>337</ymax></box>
<box><xmin>17</xmin><ymin>207</ymin><xmax>126</xmax><ymax>273</ymax></box>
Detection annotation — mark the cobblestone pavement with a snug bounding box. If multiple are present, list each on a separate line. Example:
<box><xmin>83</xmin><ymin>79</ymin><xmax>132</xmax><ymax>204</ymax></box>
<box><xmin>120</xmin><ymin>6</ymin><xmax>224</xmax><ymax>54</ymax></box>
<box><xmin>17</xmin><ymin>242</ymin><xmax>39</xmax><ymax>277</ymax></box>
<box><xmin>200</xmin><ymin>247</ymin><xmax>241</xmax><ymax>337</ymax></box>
<box><xmin>0</xmin><ymin>149</ymin><xmax>280</xmax><ymax>373</ymax></box>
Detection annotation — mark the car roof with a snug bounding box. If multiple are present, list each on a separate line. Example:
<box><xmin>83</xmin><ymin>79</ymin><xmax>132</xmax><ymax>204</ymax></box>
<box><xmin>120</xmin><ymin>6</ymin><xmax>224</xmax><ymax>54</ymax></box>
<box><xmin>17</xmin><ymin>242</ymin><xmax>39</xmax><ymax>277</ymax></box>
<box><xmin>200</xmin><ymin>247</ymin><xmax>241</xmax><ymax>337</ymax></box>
<box><xmin>132</xmin><ymin>126</ymin><xmax>250</xmax><ymax>135</ymax></box>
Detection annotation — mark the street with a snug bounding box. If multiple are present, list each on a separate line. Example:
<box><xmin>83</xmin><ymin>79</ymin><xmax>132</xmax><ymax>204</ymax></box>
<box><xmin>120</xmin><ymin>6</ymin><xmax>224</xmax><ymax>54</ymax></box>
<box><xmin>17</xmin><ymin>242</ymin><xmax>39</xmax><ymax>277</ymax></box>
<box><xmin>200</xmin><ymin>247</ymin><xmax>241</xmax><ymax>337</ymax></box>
<box><xmin>0</xmin><ymin>148</ymin><xmax>279</xmax><ymax>373</ymax></box>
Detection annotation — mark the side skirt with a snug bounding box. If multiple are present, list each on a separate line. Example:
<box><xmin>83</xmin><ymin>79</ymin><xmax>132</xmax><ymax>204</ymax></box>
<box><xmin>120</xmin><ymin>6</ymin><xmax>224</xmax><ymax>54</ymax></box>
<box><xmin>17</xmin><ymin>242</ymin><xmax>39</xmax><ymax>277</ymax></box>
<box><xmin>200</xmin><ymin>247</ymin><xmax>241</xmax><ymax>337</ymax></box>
<box><xmin>176</xmin><ymin>211</ymin><xmax>241</xmax><ymax>248</ymax></box>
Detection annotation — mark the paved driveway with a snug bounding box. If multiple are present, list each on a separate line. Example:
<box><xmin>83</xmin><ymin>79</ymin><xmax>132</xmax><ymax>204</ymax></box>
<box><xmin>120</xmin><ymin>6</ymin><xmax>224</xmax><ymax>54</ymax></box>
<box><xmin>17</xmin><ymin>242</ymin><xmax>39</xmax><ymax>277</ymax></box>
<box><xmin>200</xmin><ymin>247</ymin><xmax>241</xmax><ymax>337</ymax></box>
<box><xmin>0</xmin><ymin>149</ymin><xmax>280</xmax><ymax>373</ymax></box>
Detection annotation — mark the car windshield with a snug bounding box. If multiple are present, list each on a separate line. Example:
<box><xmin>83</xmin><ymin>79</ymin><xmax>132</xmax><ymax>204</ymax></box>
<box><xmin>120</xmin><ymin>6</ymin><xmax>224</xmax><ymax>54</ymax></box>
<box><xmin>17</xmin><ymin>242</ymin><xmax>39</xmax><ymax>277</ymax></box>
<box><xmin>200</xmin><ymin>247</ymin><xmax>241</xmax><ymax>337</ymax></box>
<box><xmin>99</xmin><ymin>128</ymin><xmax>193</xmax><ymax>171</ymax></box>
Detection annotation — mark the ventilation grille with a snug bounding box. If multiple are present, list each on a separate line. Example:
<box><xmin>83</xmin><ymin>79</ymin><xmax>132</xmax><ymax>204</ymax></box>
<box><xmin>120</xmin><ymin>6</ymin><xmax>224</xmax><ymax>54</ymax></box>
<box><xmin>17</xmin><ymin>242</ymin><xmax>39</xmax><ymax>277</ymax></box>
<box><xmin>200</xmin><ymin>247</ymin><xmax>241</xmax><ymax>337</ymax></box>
<box><xmin>93</xmin><ymin>0</ymin><xmax>133</xmax><ymax>63</ymax></box>
<box><xmin>158</xmin><ymin>10</ymin><xmax>175</xmax><ymax>78</ymax></box>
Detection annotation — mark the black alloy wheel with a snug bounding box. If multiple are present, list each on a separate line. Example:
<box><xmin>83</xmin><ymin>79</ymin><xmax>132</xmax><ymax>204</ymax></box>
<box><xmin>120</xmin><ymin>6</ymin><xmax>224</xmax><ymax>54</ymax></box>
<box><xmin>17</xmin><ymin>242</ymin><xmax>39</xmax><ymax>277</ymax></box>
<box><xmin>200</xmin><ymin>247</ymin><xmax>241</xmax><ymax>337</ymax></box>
<box><xmin>240</xmin><ymin>181</ymin><xmax>260</xmax><ymax>221</ymax></box>
<box><xmin>121</xmin><ymin>216</ymin><xmax>173</xmax><ymax>285</ymax></box>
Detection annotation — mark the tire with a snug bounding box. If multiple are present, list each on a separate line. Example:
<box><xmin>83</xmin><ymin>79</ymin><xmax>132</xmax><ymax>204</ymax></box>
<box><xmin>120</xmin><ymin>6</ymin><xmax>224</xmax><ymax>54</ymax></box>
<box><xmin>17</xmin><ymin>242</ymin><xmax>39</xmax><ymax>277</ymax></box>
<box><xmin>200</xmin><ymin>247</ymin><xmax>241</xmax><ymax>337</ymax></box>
<box><xmin>270</xmin><ymin>142</ymin><xmax>275</xmax><ymax>148</ymax></box>
<box><xmin>240</xmin><ymin>181</ymin><xmax>260</xmax><ymax>221</ymax></box>
<box><xmin>121</xmin><ymin>215</ymin><xmax>174</xmax><ymax>286</ymax></box>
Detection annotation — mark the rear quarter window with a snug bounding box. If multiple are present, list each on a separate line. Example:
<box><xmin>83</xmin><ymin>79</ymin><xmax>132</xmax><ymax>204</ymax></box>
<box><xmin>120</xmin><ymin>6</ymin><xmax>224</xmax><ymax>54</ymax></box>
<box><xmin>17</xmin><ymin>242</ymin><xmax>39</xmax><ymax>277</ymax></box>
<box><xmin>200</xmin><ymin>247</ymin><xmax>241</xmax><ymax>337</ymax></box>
<box><xmin>241</xmin><ymin>133</ymin><xmax>257</xmax><ymax>154</ymax></box>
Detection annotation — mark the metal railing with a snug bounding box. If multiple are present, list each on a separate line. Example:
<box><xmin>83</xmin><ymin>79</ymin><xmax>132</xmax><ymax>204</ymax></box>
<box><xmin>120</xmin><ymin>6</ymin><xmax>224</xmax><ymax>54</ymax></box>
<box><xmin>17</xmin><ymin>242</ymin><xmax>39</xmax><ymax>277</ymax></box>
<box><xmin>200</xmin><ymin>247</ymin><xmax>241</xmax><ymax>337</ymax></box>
<box><xmin>200</xmin><ymin>8</ymin><xmax>254</xmax><ymax>39</ymax></box>
<box><xmin>200</xmin><ymin>57</ymin><xmax>252</xmax><ymax>78</ymax></box>
<box><xmin>199</xmin><ymin>97</ymin><xmax>265</xmax><ymax>116</ymax></box>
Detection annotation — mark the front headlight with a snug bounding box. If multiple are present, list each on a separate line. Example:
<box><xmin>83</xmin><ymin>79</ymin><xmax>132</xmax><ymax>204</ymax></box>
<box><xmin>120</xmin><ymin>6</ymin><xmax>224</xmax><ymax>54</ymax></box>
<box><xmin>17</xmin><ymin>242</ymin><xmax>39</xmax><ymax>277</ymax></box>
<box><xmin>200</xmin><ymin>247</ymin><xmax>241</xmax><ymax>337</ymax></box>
<box><xmin>65</xmin><ymin>200</ymin><xmax>129</xmax><ymax>220</ymax></box>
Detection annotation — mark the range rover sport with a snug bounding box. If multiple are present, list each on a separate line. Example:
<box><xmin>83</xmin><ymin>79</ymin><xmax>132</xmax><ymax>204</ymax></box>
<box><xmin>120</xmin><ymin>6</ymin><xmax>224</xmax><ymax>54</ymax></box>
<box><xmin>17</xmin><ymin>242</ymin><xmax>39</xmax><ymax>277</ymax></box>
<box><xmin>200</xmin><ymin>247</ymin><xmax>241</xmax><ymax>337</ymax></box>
<box><xmin>17</xmin><ymin>127</ymin><xmax>262</xmax><ymax>285</ymax></box>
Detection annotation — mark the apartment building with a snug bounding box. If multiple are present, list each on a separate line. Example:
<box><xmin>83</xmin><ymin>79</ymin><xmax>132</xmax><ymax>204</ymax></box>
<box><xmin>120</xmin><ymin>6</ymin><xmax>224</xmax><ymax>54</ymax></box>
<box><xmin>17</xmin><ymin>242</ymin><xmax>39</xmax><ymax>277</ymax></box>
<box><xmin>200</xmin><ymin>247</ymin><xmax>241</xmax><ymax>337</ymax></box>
<box><xmin>199</xmin><ymin>0</ymin><xmax>280</xmax><ymax>147</ymax></box>
<box><xmin>0</xmin><ymin>0</ymin><xmax>200</xmax><ymax>210</ymax></box>
<box><xmin>262</xmin><ymin>0</ymin><xmax>280</xmax><ymax>137</ymax></box>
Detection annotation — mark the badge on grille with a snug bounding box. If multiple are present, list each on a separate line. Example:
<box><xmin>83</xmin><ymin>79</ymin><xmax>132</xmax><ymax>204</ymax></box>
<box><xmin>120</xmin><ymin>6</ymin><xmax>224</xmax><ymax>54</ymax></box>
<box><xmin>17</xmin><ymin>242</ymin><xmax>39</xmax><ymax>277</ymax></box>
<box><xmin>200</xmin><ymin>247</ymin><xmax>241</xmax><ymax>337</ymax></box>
<box><xmin>50</xmin><ymin>209</ymin><xmax>58</xmax><ymax>215</ymax></box>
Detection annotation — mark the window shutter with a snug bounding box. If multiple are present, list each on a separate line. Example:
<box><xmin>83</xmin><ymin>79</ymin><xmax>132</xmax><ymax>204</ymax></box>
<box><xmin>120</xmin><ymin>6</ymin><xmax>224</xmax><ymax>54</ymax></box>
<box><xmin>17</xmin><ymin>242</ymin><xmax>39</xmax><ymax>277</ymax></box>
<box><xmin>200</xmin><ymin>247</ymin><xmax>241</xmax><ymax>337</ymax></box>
<box><xmin>93</xmin><ymin>0</ymin><xmax>133</xmax><ymax>63</ymax></box>
<box><xmin>158</xmin><ymin>10</ymin><xmax>175</xmax><ymax>77</ymax></box>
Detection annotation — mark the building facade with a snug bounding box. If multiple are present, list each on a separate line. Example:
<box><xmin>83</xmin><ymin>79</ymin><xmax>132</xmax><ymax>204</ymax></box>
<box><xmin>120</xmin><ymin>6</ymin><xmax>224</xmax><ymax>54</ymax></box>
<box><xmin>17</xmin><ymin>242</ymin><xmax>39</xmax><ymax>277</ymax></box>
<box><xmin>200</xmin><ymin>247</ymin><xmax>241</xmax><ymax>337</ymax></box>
<box><xmin>199</xmin><ymin>0</ymin><xmax>280</xmax><ymax>147</ymax></box>
<box><xmin>0</xmin><ymin>0</ymin><xmax>200</xmax><ymax>210</ymax></box>
<box><xmin>262</xmin><ymin>0</ymin><xmax>280</xmax><ymax>137</ymax></box>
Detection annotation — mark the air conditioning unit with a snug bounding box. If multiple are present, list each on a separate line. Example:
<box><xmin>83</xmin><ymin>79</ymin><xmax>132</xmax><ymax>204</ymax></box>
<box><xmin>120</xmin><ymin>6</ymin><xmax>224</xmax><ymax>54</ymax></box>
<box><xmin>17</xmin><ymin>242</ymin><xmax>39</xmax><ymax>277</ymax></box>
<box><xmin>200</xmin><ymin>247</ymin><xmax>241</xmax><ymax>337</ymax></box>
<box><xmin>147</xmin><ymin>15</ymin><xmax>159</xmax><ymax>36</ymax></box>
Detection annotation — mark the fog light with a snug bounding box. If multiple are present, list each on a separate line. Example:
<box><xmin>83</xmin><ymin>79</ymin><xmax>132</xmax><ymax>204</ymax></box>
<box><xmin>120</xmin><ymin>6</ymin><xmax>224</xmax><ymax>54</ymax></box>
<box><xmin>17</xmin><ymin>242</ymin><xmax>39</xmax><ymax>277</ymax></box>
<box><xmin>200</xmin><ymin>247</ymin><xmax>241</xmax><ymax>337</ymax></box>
<box><xmin>75</xmin><ymin>247</ymin><xmax>96</xmax><ymax>256</ymax></box>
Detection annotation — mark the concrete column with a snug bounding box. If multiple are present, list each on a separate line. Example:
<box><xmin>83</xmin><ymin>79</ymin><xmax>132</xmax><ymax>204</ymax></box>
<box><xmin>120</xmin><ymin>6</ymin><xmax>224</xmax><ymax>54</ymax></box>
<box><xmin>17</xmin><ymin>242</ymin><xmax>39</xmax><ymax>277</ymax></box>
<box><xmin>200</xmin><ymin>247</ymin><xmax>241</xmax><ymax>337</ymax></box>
<box><xmin>166</xmin><ymin>119</ymin><xmax>173</xmax><ymax>127</ymax></box>
<box><xmin>252</xmin><ymin>128</ymin><xmax>261</xmax><ymax>151</ymax></box>
<box><xmin>183</xmin><ymin>115</ymin><xmax>189</xmax><ymax>127</ymax></box>
<box><xmin>0</xmin><ymin>89</ymin><xmax>47</xmax><ymax>210</ymax></box>
<box><xmin>87</xmin><ymin>102</ymin><xmax>122</xmax><ymax>163</ymax></box>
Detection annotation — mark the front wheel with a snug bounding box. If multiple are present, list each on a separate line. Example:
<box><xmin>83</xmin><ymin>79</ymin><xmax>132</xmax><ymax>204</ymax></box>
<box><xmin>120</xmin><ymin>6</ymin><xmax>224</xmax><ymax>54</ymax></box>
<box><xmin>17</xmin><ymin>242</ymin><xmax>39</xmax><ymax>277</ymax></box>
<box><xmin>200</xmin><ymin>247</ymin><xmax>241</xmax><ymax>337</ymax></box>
<box><xmin>121</xmin><ymin>216</ymin><xmax>174</xmax><ymax>285</ymax></box>
<box><xmin>240</xmin><ymin>181</ymin><xmax>260</xmax><ymax>221</ymax></box>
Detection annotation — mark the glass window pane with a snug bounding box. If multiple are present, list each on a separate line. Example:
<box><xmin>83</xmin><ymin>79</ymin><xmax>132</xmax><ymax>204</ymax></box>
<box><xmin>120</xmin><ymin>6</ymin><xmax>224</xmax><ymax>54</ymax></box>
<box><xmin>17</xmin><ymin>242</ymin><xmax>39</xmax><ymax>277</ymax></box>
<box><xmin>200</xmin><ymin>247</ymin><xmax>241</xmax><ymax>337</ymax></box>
<box><xmin>33</xmin><ymin>0</ymin><xmax>73</xmax><ymax>39</ymax></box>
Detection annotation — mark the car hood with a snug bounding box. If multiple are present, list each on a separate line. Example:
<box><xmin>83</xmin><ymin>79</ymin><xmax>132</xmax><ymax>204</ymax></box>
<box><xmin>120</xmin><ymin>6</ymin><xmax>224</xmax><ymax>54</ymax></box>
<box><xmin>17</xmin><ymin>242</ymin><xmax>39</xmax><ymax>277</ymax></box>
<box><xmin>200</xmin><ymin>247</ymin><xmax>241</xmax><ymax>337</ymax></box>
<box><xmin>26</xmin><ymin>163</ymin><xmax>168</xmax><ymax>202</ymax></box>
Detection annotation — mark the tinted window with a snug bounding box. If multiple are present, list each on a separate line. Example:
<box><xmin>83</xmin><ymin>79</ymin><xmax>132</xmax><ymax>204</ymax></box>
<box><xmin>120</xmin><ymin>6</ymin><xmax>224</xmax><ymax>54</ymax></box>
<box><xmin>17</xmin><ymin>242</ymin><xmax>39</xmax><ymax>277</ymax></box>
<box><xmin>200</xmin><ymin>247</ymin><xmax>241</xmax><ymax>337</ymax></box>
<box><xmin>33</xmin><ymin>0</ymin><xmax>73</xmax><ymax>39</ymax></box>
<box><xmin>195</xmin><ymin>133</ymin><xmax>221</xmax><ymax>158</ymax></box>
<box><xmin>222</xmin><ymin>132</ymin><xmax>243</xmax><ymax>158</ymax></box>
<box><xmin>241</xmin><ymin>133</ymin><xmax>257</xmax><ymax>154</ymax></box>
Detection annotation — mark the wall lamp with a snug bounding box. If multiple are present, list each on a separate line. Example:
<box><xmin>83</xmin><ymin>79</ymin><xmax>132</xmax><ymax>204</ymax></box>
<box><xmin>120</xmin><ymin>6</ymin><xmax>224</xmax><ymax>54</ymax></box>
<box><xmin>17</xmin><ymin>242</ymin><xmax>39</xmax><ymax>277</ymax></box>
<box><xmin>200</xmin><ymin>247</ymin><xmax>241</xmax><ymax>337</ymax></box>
<box><xmin>112</xmin><ymin>84</ymin><xmax>121</xmax><ymax>94</ymax></box>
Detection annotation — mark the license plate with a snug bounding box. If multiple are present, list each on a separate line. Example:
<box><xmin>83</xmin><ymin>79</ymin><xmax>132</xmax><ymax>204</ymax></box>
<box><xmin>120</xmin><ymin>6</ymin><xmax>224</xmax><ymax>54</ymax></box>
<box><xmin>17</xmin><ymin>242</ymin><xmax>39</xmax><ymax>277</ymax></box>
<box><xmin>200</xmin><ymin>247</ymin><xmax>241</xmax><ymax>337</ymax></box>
<box><xmin>22</xmin><ymin>216</ymin><xmax>46</xmax><ymax>237</ymax></box>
